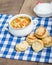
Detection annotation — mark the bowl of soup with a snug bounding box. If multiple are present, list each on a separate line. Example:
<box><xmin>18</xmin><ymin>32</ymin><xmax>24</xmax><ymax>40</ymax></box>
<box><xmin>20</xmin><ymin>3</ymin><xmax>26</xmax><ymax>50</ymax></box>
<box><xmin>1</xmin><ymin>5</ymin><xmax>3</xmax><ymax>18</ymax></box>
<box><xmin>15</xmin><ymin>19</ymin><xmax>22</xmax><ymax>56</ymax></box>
<box><xmin>8</xmin><ymin>14</ymin><xmax>36</xmax><ymax>37</ymax></box>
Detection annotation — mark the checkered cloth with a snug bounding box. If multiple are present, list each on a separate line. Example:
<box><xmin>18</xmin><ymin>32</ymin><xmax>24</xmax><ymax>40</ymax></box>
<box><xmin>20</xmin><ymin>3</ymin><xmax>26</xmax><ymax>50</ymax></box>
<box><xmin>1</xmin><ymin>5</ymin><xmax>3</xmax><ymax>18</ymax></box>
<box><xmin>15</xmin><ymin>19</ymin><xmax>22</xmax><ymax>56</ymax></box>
<box><xmin>0</xmin><ymin>14</ymin><xmax>52</xmax><ymax>63</ymax></box>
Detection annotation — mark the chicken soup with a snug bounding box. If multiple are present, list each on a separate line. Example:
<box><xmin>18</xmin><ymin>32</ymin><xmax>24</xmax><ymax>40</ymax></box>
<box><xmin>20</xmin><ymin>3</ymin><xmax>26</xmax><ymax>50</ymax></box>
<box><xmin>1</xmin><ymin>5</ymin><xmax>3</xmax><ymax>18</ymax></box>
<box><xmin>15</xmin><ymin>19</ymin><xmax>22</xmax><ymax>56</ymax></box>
<box><xmin>10</xmin><ymin>16</ymin><xmax>31</xmax><ymax>29</ymax></box>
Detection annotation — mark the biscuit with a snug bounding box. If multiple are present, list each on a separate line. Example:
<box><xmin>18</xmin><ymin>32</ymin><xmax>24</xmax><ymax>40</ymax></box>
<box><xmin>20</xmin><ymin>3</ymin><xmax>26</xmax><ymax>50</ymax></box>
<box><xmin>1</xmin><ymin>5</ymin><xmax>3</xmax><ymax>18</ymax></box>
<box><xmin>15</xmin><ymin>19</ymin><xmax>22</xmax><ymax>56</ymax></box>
<box><xmin>32</xmin><ymin>39</ymin><xmax>44</xmax><ymax>52</ymax></box>
<box><xmin>15</xmin><ymin>41</ymin><xmax>29</xmax><ymax>52</ymax></box>
<box><xmin>42</xmin><ymin>36</ymin><xmax>52</xmax><ymax>47</ymax></box>
<box><xmin>26</xmin><ymin>33</ymin><xmax>37</xmax><ymax>45</ymax></box>
<box><xmin>35</xmin><ymin>26</ymin><xmax>49</xmax><ymax>39</ymax></box>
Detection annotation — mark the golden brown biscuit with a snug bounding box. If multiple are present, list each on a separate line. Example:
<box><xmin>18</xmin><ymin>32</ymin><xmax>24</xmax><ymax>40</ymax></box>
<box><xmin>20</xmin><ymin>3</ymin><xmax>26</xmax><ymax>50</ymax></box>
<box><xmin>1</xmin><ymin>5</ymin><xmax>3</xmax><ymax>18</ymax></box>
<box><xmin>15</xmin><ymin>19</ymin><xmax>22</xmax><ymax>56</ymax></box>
<box><xmin>15</xmin><ymin>41</ymin><xmax>29</xmax><ymax>52</ymax></box>
<box><xmin>35</xmin><ymin>26</ymin><xmax>49</xmax><ymax>39</ymax></box>
<box><xmin>32</xmin><ymin>39</ymin><xmax>44</xmax><ymax>52</ymax></box>
<box><xmin>26</xmin><ymin>33</ymin><xmax>37</xmax><ymax>45</ymax></box>
<box><xmin>42</xmin><ymin>36</ymin><xmax>52</xmax><ymax>47</ymax></box>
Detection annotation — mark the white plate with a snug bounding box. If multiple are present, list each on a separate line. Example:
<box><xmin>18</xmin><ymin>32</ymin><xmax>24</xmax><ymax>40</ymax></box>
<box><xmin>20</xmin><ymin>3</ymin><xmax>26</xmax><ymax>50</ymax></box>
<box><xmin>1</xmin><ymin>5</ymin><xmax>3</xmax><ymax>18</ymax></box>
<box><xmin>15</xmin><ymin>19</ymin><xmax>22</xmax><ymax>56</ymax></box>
<box><xmin>33</xmin><ymin>3</ymin><xmax>52</xmax><ymax>17</ymax></box>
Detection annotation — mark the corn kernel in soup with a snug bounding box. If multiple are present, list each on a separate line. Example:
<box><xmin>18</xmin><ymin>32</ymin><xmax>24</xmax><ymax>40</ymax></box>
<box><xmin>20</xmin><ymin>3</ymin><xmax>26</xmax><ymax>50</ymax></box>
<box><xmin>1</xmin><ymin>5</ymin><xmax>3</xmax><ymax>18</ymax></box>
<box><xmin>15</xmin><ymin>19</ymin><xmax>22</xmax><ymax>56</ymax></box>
<box><xmin>10</xmin><ymin>16</ymin><xmax>31</xmax><ymax>28</ymax></box>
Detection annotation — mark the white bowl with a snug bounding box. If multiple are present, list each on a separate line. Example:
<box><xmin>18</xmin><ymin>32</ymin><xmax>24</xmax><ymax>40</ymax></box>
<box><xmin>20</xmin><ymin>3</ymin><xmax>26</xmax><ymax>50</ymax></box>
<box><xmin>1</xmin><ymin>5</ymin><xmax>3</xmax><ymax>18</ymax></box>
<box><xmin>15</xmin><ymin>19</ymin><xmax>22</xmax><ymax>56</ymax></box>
<box><xmin>33</xmin><ymin>3</ymin><xmax>52</xmax><ymax>17</ymax></box>
<box><xmin>8</xmin><ymin>14</ymin><xmax>38</xmax><ymax>37</ymax></box>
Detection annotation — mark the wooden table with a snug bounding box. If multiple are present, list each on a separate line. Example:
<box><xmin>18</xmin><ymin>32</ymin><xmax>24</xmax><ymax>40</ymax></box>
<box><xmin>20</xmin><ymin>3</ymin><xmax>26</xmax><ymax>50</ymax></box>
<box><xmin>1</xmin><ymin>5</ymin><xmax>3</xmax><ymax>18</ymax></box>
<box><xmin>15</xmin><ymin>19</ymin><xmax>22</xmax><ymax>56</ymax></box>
<box><xmin>0</xmin><ymin>0</ymin><xmax>52</xmax><ymax>65</ymax></box>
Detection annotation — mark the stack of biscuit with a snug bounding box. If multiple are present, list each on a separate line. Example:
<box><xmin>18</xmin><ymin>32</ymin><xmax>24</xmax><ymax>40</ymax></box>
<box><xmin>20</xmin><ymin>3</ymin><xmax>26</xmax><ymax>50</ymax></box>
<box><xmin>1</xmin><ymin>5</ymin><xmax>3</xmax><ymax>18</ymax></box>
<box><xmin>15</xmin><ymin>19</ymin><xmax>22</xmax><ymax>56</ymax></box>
<box><xmin>26</xmin><ymin>26</ymin><xmax>52</xmax><ymax>52</ymax></box>
<box><xmin>15</xmin><ymin>26</ymin><xmax>52</xmax><ymax>52</ymax></box>
<box><xmin>35</xmin><ymin>26</ymin><xmax>52</xmax><ymax>47</ymax></box>
<box><xmin>26</xmin><ymin>33</ymin><xmax>37</xmax><ymax>45</ymax></box>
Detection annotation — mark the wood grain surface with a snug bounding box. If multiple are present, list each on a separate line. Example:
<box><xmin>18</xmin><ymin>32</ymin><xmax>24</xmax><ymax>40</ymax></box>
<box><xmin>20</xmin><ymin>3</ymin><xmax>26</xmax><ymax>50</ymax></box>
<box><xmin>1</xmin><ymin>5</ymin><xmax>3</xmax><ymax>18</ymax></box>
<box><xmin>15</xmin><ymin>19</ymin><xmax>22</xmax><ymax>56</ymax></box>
<box><xmin>20</xmin><ymin>0</ymin><xmax>52</xmax><ymax>16</ymax></box>
<box><xmin>0</xmin><ymin>0</ymin><xmax>52</xmax><ymax>65</ymax></box>
<box><xmin>0</xmin><ymin>0</ymin><xmax>24</xmax><ymax>15</ymax></box>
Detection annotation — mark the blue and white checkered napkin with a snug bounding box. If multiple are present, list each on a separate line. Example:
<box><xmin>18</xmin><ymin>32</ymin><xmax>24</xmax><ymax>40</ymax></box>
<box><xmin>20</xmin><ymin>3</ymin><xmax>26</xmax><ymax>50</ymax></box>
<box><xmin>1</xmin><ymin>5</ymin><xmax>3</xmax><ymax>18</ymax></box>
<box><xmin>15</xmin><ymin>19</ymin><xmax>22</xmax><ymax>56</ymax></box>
<box><xmin>0</xmin><ymin>14</ymin><xmax>52</xmax><ymax>63</ymax></box>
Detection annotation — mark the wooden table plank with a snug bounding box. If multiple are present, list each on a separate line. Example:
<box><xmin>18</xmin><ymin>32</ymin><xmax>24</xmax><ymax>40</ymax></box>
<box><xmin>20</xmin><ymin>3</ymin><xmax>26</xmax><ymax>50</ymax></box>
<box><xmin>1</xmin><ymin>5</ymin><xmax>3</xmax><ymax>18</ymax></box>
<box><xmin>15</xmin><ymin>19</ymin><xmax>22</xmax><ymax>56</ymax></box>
<box><xmin>38</xmin><ymin>63</ymin><xmax>52</xmax><ymax>65</ymax></box>
<box><xmin>0</xmin><ymin>58</ymin><xmax>7</xmax><ymax>65</ymax></box>
<box><xmin>20</xmin><ymin>0</ymin><xmax>37</xmax><ymax>16</ymax></box>
<box><xmin>20</xmin><ymin>0</ymin><xmax>52</xmax><ymax>16</ymax></box>
<box><xmin>0</xmin><ymin>0</ymin><xmax>24</xmax><ymax>15</ymax></box>
<box><xmin>6</xmin><ymin>59</ymin><xmax>37</xmax><ymax>65</ymax></box>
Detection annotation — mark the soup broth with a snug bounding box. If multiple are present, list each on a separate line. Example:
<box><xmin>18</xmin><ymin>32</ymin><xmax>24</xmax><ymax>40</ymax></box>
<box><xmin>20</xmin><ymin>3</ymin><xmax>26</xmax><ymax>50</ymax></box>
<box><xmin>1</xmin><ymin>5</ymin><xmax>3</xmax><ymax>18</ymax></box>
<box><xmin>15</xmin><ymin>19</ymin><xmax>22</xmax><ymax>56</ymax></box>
<box><xmin>10</xmin><ymin>16</ymin><xmax>31</xmax><ymax>29</ymax></box>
